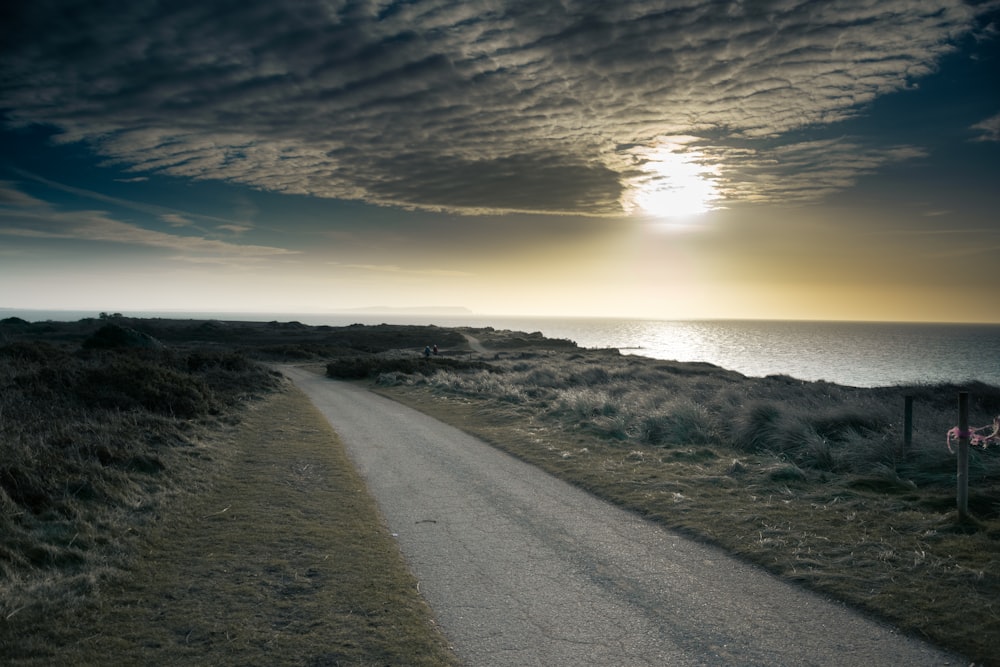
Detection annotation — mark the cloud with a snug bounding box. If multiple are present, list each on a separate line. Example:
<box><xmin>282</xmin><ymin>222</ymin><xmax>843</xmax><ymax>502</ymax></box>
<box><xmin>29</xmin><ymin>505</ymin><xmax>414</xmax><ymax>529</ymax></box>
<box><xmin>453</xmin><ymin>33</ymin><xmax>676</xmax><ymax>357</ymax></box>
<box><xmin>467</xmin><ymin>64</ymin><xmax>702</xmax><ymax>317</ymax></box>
<box><xmin>218</xmin><ymin>224</ymin><xmax>252</xmax><ymax>234</ymax></box>
<box><xmin>0</xmin><ymin>182</ymin><xmax>296</xmax><ymax>261</ymax></box>
<box><xmin>161</xmin><ymin>213</ymin><xmax>192</xmax><ymax>227</ymax></box>
<box><xmin>0</xmin><ymin>208</ymin><xmax>298</xmax><ymax>259</ymax></box>
<box><xmin>0</xmin><ymin>181</ymin><xmax>48</xmax><ymax>208</ymax></box>
<box><xmin>0</xmin><ymin>0</ymin><xmax>992</xmax><ymax>215</ymax></box>
<box><xmin>711</xmin><ymin>139</ymin><xmax>927</xmax><ymax>204</ymax></box>
<box><xmin>10</xmin><ymin>167</ymin><xmax>256</xmax><ymax>230</ymax></box>
<box><xmin>971</xmin><ymin>112</ymin><xmax>1000</xmax><ymax>141</ymax></box>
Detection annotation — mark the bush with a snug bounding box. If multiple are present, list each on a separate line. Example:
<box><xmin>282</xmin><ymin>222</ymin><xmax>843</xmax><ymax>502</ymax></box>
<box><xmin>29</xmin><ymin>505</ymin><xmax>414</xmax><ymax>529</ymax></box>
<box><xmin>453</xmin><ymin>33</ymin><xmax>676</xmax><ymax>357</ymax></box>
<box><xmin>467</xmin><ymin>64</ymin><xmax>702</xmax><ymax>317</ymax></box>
<box><xmin>82</xmin><ymin>324</ymin><xmax>163</xmax><ymax>350</ymax></box>
<box><xmin>0</xmin><ymin>341</ymin><xmax>281</xmax><ymax>594</ymax></box>
<box><xmin>732</xmin><ymin>402</ymin><xmax>786</xmax><ymax>452</ymax></box>
<box><xmin>638</xmin><ymin>400</ymin><xmax>715</xmax><ymax>447</ymax></box>
<box><xmin>79</xmin><ymin>358</ymin><xmax>214</xmax><ymax>418</ymax></box>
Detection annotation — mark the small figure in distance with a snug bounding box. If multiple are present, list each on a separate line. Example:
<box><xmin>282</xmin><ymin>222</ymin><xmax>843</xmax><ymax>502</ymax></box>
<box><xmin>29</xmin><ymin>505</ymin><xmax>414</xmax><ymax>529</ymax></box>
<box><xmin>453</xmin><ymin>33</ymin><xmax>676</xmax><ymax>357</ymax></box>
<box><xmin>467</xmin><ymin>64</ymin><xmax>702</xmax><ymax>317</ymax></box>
<box><xmin>432</xmin><ymin>344</ymin><xmax>439</xmax><ymax>355</ymax></box>
<box><xmin>424</xmin><ymin>344</ymin><xmax>432</xmax><ymax>358</ymax></box>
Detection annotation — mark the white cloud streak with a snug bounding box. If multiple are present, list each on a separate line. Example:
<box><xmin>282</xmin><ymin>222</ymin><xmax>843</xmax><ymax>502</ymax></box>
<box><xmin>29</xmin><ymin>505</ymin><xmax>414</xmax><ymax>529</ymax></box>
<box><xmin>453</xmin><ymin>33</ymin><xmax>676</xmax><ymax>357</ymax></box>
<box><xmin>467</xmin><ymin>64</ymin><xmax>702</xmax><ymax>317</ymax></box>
<box><xmin>1</xmin><ymin>0</ymin><xmax>994</xmax><ymax>215</ymax></box>
<box><xmin>971</xmin><ymin>113</ymin><xmax>1000</xmax><ymax>141</ymax></box>
<box><xmin>0</xmin><ymin>182</ymin><xmax>296</xmax><ymax>261</ymax></box>
<box><xmin>0</xmin><ymin>181</ymin><xmax>49</xmax><ymax>208</ymax></box>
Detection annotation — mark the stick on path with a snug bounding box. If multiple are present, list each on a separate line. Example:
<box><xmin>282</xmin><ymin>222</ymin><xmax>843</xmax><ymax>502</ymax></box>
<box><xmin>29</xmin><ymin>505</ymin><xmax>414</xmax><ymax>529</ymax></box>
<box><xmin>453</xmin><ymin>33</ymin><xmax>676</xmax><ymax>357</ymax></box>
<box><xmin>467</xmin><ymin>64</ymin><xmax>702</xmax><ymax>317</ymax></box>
<box><xmin>281</xmin><ymin>366</ymin><xmax>961</xmax><ymax>667</ymax></box>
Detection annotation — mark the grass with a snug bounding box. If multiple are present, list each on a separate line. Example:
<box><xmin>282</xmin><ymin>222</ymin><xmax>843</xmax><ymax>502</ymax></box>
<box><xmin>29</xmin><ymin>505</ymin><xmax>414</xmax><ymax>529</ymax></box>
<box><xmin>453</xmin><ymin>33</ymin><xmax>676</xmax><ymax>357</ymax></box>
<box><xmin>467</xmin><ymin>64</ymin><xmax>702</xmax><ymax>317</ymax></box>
<box><xmin>0</xmin><ymin>340</ymin><xmax>278</xmax><ymax>596</ymax></box>
<box><xmin>1</xmin><ymin>386</ymin><xmax>457</xmax><ymax>666</ymax></box>
<box><xmin>367</xmin><ymin>345</ymin><xmax>1000</xmax><ymax>666</ymax></box>
<box><xmin>0</xmin><ymin>320</ymin><xmax>459</xmax><ymax>666</ymax></box>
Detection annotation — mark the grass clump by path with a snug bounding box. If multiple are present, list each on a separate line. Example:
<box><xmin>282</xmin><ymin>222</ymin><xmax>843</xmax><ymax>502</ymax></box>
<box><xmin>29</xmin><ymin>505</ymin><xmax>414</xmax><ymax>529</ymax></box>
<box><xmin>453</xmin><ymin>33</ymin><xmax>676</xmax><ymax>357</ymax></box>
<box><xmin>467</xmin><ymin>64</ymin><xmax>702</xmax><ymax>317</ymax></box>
<box><xmin>373</xmin><ymin>347</ymin><xmax>1000</xmax><ymax>666</ymax></box>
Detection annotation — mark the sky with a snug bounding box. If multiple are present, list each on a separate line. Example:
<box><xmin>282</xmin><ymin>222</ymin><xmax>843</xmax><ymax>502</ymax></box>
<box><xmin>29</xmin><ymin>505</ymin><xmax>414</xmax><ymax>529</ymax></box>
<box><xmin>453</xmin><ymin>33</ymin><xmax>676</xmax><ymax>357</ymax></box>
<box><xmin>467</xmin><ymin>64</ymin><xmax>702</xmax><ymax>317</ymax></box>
<box><xmin>1</xmin><ymin>0</ymin><xmax>999</xmax><ymax>323</ymax></box>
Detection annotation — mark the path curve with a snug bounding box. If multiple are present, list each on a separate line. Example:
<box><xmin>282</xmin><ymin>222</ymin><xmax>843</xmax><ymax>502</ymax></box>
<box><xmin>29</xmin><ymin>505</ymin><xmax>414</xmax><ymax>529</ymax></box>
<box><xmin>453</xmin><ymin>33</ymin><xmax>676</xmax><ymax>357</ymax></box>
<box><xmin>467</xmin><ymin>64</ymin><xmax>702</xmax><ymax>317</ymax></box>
<box><xmin>281</xmin><ymin>366</ymin><xmax>962</xmax><ymax>667</ymax></box>
<box><xmin>459</xmin><ymin>331</ymin><xmax>489</xmax><ymax>355</ymax></box>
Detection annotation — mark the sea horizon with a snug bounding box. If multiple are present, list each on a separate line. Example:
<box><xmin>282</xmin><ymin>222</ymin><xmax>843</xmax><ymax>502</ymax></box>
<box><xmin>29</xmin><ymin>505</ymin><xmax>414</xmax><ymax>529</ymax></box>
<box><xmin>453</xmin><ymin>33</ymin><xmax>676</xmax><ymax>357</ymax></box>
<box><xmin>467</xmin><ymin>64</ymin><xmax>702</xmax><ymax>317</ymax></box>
<box><xmin>4</xmin><ymin>308</ymin><xmax>1000</xmax><ymax>388</ymax></box>
<box><xmin>4</xmin><ymin>306</ymin><xmax>1000</xmax><ymax>327</ymax></box>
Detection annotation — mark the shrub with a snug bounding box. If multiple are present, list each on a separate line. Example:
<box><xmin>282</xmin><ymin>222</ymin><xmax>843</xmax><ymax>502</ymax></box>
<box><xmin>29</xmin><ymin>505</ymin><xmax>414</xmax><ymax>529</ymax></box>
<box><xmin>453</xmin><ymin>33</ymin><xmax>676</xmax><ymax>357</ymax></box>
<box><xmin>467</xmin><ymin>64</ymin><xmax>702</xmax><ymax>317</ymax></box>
<box><xmin>0</xmin><ymin>340</ymin><xmax>280</xmax><ymax>600</ymax></box>
<box><xmin>732</xmin><ymin>402</ymin><xmax>786</xmax><ymax>452</ymax></box>
<box><xmin>425</xmin><ymin>370</ymin><xmax>526</xmax><ymax>403</ymax></box>
<box><xmin>637</xmin><ymin>400</ymin><xmax>716</xmax><ymax>447</ymax></box>
<box><xmin>556</xmin><ymin>388</ymin><xmax>621</xmax><ymax>420</ymax></box>
<box><xmin>78</xmin><ymin>357</ymin><xmax>214</xmax><ymax>418</ymax></box>
<box><xmin>572</xmin><ymin>366</ymin><xmax>610</xmax><ymax>385</ymax></box>
<box><xmin>82</xmin><ymin>324</ymin><xmax>163</xmax><ymax>350</ymax></box>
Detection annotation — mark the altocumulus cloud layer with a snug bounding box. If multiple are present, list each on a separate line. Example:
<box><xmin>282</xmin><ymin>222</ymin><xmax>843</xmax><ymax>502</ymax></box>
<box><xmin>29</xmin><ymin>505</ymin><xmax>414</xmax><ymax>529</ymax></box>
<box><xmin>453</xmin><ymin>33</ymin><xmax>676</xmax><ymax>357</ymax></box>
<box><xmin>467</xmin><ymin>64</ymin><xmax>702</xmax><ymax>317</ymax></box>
<box><xmin>1</xmin><ymin>0</ymin><xmax>996</xmax><ymax>216</ymax></box>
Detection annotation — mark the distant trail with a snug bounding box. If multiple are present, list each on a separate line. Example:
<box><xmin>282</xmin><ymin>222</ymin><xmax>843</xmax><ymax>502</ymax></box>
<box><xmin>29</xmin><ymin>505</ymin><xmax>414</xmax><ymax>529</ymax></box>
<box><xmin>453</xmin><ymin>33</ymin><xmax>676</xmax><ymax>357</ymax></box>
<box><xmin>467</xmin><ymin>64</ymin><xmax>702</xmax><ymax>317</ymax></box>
<box><xmin>281</xmin><ymin>366</ymin><xmax>963</xmax><ymax>667</ymax></box>
<box><xmin>460</xmin><ymin>332</ymin><xmax>489</xmax><ymax>355</ymax></box>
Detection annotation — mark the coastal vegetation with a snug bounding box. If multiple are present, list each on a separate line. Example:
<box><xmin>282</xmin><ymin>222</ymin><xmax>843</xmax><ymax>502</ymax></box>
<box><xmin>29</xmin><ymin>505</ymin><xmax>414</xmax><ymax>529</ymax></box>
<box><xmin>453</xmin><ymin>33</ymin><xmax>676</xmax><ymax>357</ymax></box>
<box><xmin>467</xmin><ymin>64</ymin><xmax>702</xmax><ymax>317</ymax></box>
<box><xmin>0</xmin><ymin>316</ymin><xmax>459</xmax><ymax>665</ymax></box>
<box><xmin>357</xmin><ymin>333</ymin><xmax>1000</xmax><ymax>665</ymax></box>
<box><xmin>1</xmin><ymin>315</ymin><xmax>997</xmax><ymax>664</ymax></box>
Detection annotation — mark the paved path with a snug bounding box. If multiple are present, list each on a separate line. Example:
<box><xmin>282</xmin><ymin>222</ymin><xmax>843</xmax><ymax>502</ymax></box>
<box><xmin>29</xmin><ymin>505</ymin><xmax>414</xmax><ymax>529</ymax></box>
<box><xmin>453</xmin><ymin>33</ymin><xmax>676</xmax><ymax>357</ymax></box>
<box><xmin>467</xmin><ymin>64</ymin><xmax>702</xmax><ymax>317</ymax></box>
<box><xmin>281</xmin><ymin>367</ymin><xmax>962</xmax><ymax>667</ymax></box>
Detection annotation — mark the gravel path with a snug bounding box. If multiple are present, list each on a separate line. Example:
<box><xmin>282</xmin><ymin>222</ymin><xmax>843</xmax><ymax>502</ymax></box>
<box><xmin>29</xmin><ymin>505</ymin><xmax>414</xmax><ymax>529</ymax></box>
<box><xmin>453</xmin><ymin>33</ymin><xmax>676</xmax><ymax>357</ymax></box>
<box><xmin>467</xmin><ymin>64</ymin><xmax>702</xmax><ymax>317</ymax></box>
<box><xmin>281</xmin><ymin>366</ymin><xmax>962</xmax><ymax>667</ymax></box>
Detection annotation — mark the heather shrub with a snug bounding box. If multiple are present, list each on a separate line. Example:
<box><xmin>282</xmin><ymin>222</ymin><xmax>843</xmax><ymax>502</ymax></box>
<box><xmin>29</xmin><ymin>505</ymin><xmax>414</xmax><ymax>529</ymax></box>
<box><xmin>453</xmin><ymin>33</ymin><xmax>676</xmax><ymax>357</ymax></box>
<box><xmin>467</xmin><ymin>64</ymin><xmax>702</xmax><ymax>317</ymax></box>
<box><xmin>0</xmin><ymin>340</ymin><xmax>280</xmax><ymax>612</ymax></box>
<box><xmin>82</xmin><ymin>323</ymin><xmax>163</xmax><ymax>350</ymax></box>
<box><xmin>78</xmin><ymin>356</ymin><xmax>214</xmax><ymax>418</ymax></box>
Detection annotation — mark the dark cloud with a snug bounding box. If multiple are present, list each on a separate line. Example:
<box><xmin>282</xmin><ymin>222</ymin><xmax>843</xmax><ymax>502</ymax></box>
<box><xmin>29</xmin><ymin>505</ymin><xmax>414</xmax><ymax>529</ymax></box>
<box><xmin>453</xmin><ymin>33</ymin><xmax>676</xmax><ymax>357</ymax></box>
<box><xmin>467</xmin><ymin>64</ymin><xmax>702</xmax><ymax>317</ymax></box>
<box><xmin>363</xmin><ymin>153</ymin><xmax>623</xmax><ymax>214</ymax></box>
<box><xmin>1</xmin><ymin>0</ymin><xmax>994</xmax><ymax>215</ymax></box>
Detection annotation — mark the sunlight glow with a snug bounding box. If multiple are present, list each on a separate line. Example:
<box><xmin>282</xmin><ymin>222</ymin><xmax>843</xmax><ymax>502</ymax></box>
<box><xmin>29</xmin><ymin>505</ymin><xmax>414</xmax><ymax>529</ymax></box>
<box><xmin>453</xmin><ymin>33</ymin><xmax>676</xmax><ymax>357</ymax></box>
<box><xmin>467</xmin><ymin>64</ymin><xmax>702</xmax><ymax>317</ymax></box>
<box><xmin>623</xmin><ymin>141</ymin><xmax>720</xmax><ymax>219</ymax></box>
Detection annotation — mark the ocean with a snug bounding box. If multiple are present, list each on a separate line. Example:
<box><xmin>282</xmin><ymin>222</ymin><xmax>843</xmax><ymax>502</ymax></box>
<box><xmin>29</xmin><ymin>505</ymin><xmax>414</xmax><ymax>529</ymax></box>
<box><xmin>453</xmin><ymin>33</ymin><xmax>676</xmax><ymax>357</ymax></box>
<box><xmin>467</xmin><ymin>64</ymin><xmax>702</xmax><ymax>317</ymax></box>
<box><xmin>4</xmin><ymin>309</ymin><xmax>1000</xmax><ymax>388</ymax></box>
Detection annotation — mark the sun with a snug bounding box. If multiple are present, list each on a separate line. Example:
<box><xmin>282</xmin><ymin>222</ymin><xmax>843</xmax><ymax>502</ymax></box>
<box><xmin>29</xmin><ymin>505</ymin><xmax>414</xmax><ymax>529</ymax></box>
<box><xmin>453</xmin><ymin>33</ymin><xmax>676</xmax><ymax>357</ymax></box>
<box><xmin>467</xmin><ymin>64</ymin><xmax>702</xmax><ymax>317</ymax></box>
<box><xmin>623</xmin><ymin>142</ymin><xmax>720</xmax><ymax>219</ymax></box>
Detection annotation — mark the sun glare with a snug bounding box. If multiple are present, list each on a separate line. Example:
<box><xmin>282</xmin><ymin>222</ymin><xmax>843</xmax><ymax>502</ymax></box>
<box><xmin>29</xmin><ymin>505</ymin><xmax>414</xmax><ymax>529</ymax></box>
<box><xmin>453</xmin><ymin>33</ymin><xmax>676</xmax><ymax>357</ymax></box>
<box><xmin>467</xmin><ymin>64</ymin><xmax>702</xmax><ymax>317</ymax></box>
<box><xmin>623</xmin><ymin>142</ymin><xmax>720</xmax><ymax>219</ymax></box>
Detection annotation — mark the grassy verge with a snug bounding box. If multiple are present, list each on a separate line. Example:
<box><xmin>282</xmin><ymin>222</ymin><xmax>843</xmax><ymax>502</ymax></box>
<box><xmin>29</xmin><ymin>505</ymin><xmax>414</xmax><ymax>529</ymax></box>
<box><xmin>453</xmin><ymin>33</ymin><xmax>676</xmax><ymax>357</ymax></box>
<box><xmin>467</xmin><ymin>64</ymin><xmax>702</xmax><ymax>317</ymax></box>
<box><xmin>1</xmin><ymin>385</ymin><xmax>459</xmax><ymax>666</ymax></box>
<box><xmin>369</xmin><ymin>349</ymin><xmax>1000</xmax><ymax>667</ymax></box>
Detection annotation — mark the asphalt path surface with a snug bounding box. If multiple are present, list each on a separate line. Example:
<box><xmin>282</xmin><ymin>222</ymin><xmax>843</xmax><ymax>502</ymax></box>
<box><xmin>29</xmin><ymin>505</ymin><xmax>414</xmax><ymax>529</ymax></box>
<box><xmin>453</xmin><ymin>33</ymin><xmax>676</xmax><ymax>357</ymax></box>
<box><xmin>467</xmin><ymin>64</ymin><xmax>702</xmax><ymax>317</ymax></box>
<box><xmin>281</xmin><ymin>366</ymin><xmax>962</xmax><ymax>667</ymax></box>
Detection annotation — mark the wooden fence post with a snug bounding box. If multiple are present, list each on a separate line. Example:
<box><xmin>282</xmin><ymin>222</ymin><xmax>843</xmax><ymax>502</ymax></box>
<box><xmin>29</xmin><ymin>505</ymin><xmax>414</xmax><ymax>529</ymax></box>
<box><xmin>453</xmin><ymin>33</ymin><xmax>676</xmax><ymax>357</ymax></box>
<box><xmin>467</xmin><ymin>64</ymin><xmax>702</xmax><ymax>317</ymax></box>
<box><xmin>957</xmin><ymin>391</ymin><xmax>970</xmax><ymax>521</ymax></box>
